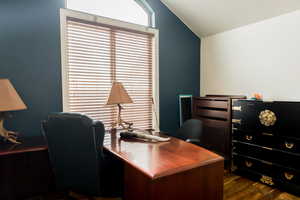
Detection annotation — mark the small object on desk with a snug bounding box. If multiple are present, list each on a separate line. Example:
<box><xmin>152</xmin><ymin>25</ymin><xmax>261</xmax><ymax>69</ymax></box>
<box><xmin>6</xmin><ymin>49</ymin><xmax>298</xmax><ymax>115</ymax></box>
<box><xmin>120</xmin><ymin>131</ymin><xmax>170</xmax><ymax>142</ymax></box>
<box><xmin>0</xmin><ymin>79</ymin><xmax>27</xmax><ymax>144</ymax></box>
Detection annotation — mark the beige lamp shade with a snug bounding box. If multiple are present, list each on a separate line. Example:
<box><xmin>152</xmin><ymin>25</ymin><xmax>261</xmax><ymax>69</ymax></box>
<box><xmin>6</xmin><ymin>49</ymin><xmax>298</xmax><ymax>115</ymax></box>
<box><xmin>106</xmin><ymin>82</ymin><xmax>133</xmax><ymax>105</ymax></box>
<box><xmin>0</xmin><ymin>79</ymin><xmax>27</xmax><ymax>112</ymax></box>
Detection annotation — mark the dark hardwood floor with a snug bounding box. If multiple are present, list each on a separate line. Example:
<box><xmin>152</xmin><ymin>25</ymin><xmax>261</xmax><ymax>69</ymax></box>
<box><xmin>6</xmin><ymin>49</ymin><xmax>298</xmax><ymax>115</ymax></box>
<box><xmin>224</xmin><ymin>173</ymin><xmax>299</xmax><ymax>200</ymax></box>
<box><xmin>27</xmin><ymin>173</ymin><xmax>300</xmax><ymax>200</ymax></box>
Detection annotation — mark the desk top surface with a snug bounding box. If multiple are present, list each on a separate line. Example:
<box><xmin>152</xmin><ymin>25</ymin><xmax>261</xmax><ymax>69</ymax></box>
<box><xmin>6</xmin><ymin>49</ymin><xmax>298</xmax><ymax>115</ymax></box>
<box><xmin>0</xmin><ymin>137</ymin><xmax>47</xmax><ymax>156</ymax></box>
<box><xmin>104</xmin><ymin>132</ymin><xmax>223</xmax><ymax>180</ymax></box>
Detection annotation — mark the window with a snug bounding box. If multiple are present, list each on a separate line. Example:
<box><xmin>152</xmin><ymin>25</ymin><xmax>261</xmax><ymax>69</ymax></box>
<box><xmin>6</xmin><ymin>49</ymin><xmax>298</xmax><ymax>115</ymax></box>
<box><xmin>60</xmin><ymin>9</ymin><xmax>159</xmax><ymax>130</ymax></box>
<box><xmin>66</xmin><ymin>0</ymin><xmax>155</xmax><ymax>27</ymax></box>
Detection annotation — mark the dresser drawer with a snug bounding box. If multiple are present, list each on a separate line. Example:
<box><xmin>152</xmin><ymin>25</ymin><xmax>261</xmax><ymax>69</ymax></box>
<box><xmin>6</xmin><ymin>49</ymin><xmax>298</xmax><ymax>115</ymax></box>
<box><xmin>235</xmin><ymin>167</ymin><xmax>300</xmax><ymax>196</ymax></box>
<box><xmin>233</xmin><ymin>130</ymin><xmax>278</xmax><ymax>148</ymax></box>
<box><xmin>234</xmin><ymin>153</ymin><xmax>300</xmax><ymax>185</ymax></box>
<box><xmin>233</xmin><ymin>130</ymin><xmax>300</xmax><ymax>154</ymax></box>
<box><xmin>233</xmin><ymin>142</ymin><xmax>300</xmax><ymax>169</ymax></box>
<box><xmin>194</xmin><ymin>99</ymin><xmax>228</xmax><ymax>109</ymax></box>
<box><xmin>233</xmin><ymin>154</ymin><xmax>274</xmax><ymax>177</ymax></box>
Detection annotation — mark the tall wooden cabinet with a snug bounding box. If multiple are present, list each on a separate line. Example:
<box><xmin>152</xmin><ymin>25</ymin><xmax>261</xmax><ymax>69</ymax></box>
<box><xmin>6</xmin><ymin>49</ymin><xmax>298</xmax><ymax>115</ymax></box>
<box><xmin>192</xmin><ymin>95</ymin><xmax>246</xmax><ymax>167</ymax></box>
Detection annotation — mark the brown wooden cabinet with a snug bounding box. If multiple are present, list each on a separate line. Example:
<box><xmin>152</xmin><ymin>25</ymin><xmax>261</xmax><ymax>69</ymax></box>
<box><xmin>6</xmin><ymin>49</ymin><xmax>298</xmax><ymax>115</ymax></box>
<box><xmin>0</xmin><ymin>137</ymin><xmax>54</xmax><ymax>200</ymax></box>
<box><xmin>192</xmin><ymin>95</ymin><xmax>246</xmax><ymax>168</ymax></box>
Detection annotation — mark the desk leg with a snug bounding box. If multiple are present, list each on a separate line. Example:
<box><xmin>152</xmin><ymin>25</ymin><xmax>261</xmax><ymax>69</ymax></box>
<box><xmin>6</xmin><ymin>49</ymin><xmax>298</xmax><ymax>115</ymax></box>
<box><xmin>124</xmin><ymin>161</ymin><xmax>223</xmax><ymax>200</ymax></box>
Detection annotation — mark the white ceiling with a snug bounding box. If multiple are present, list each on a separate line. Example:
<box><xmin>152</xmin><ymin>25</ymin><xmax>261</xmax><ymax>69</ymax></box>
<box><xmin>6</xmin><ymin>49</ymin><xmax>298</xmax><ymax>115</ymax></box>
<box><xmin>161</xmin><ymin>0</ymin><xmax>300</xmax><ymax>37</ymax></box>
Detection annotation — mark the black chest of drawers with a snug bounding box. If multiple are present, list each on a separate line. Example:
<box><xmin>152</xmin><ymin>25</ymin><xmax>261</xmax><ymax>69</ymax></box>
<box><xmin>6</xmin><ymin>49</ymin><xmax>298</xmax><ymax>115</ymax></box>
<box><xmin>232</xmin><ymin>100</ymin><xmax>300</xmax><ymax>196</ymax></box>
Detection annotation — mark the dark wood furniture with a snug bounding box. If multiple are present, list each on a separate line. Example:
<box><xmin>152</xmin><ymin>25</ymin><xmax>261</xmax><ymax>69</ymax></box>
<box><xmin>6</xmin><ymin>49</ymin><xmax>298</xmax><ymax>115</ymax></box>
<box><xmin>232</xmin><ymin>100</ymin><xmax>300</xmax><ymax>196</ymax></box>
<box><xmin>0</xmin><ymin>132</ymin><xmax>224</xmax><ymax>200</ymax></box>
<box><xmin>192</xmin><ymin>95</ymin><xmax>246</xmax><ymax>168</ymax></box>
<box><xmin>0</xmin><ymin>137</ymin><xmax>53</xmax><ymax>200</ymax></box>
<box><xmin>104</xmin><ymin>131</ymin><xmax>224</xmax><ymax>200</ymax></box>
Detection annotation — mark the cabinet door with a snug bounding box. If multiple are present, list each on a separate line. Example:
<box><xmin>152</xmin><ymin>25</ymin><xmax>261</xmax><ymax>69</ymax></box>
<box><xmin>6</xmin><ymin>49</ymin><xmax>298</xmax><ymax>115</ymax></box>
<box><xmin>274</xmin><ymin>102</ymin><xmax>300</xmax><ymax>139</ymax></box>
<box><xmin>232</xmin><ymin>100</ymin><xmax>276</xmax><ymax>133</ymax></box>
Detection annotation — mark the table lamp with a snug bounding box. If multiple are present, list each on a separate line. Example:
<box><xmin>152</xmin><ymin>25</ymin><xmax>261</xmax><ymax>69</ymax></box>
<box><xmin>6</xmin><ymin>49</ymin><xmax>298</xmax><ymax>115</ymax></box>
<box><xmin>0</xmin><ymin>79</ymin><xmax>27</xmax><ymax>144</ymax></box>
<box><xmin>106</xmin><ymin>82</ymin><xmax>133</xmax><ymax>130</ymax></box>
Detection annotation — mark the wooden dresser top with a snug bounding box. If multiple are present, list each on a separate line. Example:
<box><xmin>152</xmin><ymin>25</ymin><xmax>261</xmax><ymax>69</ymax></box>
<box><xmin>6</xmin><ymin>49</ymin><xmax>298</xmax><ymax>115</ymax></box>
<box><xmin>0</xmin><ymin>137</ymin><xmax>47</xmax><ymax>156</ymax></box>
<box><xmin>104</xmin><ymin>132</ymin><xmax>223</xmax><ymax>180</ymax></box>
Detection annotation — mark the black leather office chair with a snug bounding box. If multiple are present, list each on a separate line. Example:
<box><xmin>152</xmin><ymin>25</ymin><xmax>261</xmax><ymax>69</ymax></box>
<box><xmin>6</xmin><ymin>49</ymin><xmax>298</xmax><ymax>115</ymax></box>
<box><xmin>42</xmin><ymin>112</ymin><xmax>123</xmax><ymax>198</ymax></box>
<box><xmin>176</xmin><ymin>119</ymin><xmax>203</xmax><ymax>146</ymax></box>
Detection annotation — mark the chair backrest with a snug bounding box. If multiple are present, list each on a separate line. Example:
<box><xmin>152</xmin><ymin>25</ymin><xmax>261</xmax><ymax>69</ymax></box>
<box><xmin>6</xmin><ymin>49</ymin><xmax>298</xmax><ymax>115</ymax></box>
<box><xmin>176</xmin><ymin>119</ymin><xmax>203</xmax><ymax>141</ymax></box>
<box><xmin>42</xmin><ymin>112</ymin><xmax>105</xmax><ymax>196</ymax></box>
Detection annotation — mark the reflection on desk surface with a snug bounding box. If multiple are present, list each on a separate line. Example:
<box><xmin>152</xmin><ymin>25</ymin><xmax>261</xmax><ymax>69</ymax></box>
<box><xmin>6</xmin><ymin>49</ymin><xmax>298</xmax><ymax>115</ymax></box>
<box><xmin>103</xmin><ymin>131</ymin><xmax>224</xmax><ymax>180</ymax></box>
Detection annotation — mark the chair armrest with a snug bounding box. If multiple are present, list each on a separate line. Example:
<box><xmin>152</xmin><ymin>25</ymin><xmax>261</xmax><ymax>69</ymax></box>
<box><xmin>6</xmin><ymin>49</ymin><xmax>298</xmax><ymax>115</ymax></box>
<box><xmin>92</xmin><ymin>121</ymin><xmax>105</xmax><ymax>151</ymax></box>
<box><xmin>186</xmin><ymin>138</ymin><xmax>201</xmax><ymax>146</ymax></box>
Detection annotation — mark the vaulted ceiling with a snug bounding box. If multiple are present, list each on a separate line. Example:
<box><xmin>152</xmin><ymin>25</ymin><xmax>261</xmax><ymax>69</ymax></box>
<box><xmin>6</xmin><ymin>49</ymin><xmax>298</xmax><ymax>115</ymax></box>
<box><xmin>161</xmin><ymin>0</ymin><xmax>300</xmax><ymax>37</ymax></box>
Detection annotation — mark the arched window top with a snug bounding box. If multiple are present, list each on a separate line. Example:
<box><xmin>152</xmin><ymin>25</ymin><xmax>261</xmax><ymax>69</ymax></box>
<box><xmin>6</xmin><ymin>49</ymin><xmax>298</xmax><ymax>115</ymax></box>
<box><xmin>67</xmin><ymin>0</ymin><xmax>155</xmax><ymax>27</ymax></box>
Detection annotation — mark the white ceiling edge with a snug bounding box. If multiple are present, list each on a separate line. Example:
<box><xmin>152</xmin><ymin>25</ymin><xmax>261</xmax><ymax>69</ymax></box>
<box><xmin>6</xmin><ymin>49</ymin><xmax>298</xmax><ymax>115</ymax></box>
<box><xmin>161</xmin><ymin>0</ymin><xmax>300</xmax><ymax>38</ymax></box>
<box><xmin>203</xmin><ymin>9</ymin><xmax>300</xmax><ymax>38</ymax></box>
<box><xmin>160</xmin><ymin>0</ymin><xmax>200</xmax><ymax>37</ymax></box>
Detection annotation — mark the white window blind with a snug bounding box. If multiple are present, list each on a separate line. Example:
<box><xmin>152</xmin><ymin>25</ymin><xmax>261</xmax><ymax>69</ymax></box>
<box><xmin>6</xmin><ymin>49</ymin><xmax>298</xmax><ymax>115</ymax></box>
<box><xmin>65</xmin><ymin>17</ymin><xmax>154</xmax><ymax>130</ymax></box>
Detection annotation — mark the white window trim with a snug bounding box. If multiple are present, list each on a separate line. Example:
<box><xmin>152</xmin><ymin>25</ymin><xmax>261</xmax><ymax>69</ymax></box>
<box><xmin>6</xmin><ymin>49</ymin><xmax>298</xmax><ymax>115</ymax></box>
<box><xmin>60</xmin><ymin>8</ymin><xmax>160</xmax><ymax>130</ymax></box>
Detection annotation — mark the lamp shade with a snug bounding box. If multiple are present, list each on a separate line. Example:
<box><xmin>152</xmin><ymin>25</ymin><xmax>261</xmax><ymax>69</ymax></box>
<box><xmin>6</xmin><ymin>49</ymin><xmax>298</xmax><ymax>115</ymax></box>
<box><xmin>106</xmin><ymin>82</ymin><xmax>133</xmax><ymax>105</ymax></box>
<box><xmin>0</xmin><ymin>79</ymin><xmax>27</xmax><ymax>112</ymax></box>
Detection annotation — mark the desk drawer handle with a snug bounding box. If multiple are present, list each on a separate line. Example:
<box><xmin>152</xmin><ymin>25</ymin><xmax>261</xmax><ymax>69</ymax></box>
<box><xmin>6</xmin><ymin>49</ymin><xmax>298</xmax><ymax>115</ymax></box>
<box><xmin>285</xmin><ymin>142</ymin><xmax>295</xmax><ymax>149</ymax></box>
<box><xmin>245</xmin><ymin>135</ymin><xmax>253</xmax><ymax>141</ymax></box>
<box><xmin>284</xmin><ymin>172</ymin><xmax>295</xmax><ymax>180</ymax></box>
<box><xmin>245</xmin><ymin>161</ymin><xmax>253</xmax><ymax>168</ymax></box>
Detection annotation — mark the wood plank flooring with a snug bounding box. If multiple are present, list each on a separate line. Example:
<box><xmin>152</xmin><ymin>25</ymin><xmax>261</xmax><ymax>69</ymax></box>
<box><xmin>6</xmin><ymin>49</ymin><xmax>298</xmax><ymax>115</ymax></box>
<box><xmin>224</xmin><ymin>173</ymin><xmax>299</xmax><ymax>200</ymax></box>
<box><xmin>27</xmin><ymin>173</ymin><xmax>300</xmax><ymax>200</ymax></box>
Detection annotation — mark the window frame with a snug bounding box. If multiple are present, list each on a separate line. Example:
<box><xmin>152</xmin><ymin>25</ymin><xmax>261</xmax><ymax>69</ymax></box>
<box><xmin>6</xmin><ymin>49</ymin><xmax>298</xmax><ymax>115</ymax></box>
<box><xmin>65</xmin><ymin>0</ymin><xmax>155</xmax><ymax>28</ymax></box>
<box><xmin>60</xmin><ymin>8</ymin><xmax>160</xmax><ymax>130</ymax></box>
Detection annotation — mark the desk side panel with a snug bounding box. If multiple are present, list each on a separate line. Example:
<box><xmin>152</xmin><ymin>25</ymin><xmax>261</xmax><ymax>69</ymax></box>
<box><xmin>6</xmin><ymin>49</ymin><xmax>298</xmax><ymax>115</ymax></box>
<box><xmin>124</xmin><ymin>160</ymin><xmax>224</xmax><ymax>200</ymax></box>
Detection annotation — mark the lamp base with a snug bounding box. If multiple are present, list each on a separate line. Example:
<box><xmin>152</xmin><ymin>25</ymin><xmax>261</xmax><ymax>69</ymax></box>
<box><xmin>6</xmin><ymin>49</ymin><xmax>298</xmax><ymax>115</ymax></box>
<box><xmin>112</xmin><ymin>119</ymin><xmax>133</xmax><ymax>130</ymax></box>
<box><xmin>111</xmin><ymin>104</ymin><xmax>133</xmax><ymax>130</ymax></box>
<box><xmin>0</xmin><ymin>113</ymin><xmax>20</xmax><ymax>144</ymax></box>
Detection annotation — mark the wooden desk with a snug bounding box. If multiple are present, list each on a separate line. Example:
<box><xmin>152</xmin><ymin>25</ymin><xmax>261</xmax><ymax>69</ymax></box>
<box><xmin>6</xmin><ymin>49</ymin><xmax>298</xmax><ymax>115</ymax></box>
<box><xmin>0</xmin><ymin>137</ymin><xmax>53</xmax><ymax>200</ymax></box>
<box><xmin>104</xmin><ymin>132</ymin><xmax>224</xmax><ymax>200</ymax></box>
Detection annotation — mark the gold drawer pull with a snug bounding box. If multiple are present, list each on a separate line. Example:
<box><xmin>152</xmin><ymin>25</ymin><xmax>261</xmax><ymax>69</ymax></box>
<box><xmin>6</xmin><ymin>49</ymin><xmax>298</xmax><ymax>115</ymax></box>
<box><xmin>245</xmin><ymin>135</ymin><xmax>253</xmax><ymax>141</ymax></box>
<box><xmin>284</xmin><ymin>172</ymin><xmax>295</xmax><ymax>180</ymax></box>
<box><xmin>232</xmin><ymin>106</ymin><xmax>242</xmax><ymax>111</ymax></box>
<box><xmin>260</xmin><ymin>175</ymin><xmax>275</xmax><ymax>186</ymax></box>
<box><xmin>245</xmin><ymin>161</ymin><xmax>253</xmax><ymax>168</ymax></box>
<box><xmin>261</xmin><ymin>160</ymin><xmax>273</xmax><ymax>165</ymax></box>
<box><xmin>232</xmin><ymin>119</ymin><xmax>241</xmax><ymax>124</ymax></box>
<box><xmin>262</xmin><ymin>132</ymin><xmax>274</xmax><ymax>136</ymax></box>
<box><xmin>262</xmin><ymin>146</ymin><xmax>273</xmax><ymax>151</ymax></box>
<box><xmin>285</xmin><ymin>142</ymin><xmax>295</xmax><ymax>149</ymax></box>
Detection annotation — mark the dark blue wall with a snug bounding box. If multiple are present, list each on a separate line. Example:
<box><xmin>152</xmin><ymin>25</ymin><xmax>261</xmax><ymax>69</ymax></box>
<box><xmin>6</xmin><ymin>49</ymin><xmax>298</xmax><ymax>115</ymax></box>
<box><xmin>147</xmin><ymin>0</ymin><xmax>200</xmax><ymax>135</ymax></box>
<box><xmin>0</xmin><ymin>0</ymin><xmax>64</xmax><ymax>136</ymax></box>
<box><xmin>0</xmin><ymin>0</ymin><xmax>200</xmax><ymax>137</ymax></box>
